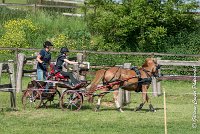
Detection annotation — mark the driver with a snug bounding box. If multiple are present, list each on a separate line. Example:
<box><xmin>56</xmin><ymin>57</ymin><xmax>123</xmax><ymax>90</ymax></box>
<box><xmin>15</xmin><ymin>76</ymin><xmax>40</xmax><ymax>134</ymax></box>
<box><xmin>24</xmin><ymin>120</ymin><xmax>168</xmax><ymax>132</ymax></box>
<box><xmin>55</xmin><ymin>47</ymin><xmax>82</xmax><ymax>87</ymax></box>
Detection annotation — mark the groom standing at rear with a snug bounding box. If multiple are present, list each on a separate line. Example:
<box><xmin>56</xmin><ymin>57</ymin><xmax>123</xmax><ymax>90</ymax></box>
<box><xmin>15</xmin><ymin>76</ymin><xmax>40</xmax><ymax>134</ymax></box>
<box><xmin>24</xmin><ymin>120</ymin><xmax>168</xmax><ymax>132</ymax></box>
<box><xmin>36</xmin><ymin>41</ymin><xmax>53</xmax><ymax>81</ymax></box>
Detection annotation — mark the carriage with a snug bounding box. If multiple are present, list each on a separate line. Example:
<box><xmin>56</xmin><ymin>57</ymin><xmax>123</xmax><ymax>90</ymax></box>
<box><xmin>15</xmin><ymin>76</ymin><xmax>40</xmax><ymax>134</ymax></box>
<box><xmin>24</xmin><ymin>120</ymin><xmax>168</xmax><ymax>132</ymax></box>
<box><xmin>22</xmin><ymin>58</ymin><xmax>160</xmax><ymax>112</ymax></box>
<box><xmin>22</xmin><ymin>62</ymin><xmax>90</xmax><ymax>111</ymax></box>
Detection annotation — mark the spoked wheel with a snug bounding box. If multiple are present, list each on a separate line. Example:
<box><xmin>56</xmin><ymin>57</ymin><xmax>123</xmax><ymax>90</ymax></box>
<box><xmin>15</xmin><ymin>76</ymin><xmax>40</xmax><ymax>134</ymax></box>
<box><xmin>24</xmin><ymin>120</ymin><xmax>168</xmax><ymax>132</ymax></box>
<box><xmin>60</xmin><ymin>90</ymin><xmax>83</xmax><ymax>111</ymax></box>
<box><xmin>42</xmin><ymin>89</ymin><xmax>61</xmax><ymax>108</ymax></box>
<box><xmin>22</xmin><ymin>89</ymin><xmax>42</xmax><ymax>110</ymax></box>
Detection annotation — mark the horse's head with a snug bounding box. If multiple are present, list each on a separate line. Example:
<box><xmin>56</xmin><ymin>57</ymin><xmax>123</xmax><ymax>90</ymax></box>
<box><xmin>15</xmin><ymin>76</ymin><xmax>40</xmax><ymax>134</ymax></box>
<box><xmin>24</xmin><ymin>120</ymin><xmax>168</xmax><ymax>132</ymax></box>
<box><xmin>142</xmin><ymin>58</ymin><xmax>161</xmax><ymax>77</ymax></box>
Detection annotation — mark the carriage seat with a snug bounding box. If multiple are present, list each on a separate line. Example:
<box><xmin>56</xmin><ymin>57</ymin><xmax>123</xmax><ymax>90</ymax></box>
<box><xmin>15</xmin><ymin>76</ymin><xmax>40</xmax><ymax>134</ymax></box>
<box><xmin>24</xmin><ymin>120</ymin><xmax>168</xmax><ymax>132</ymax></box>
<box><xmin>49</xmin><ymin>64</ymin><xmax>69</xmax><ymax>81</ymax></box>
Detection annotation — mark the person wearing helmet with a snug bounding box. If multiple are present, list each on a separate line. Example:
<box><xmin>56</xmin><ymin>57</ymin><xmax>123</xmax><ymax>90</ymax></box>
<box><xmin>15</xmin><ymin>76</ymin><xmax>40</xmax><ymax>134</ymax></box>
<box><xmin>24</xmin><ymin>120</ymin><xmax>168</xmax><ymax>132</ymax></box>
<box><xmin>36</xmin><ymin>41</ymin><xmax>53</xmax><ymax>80</ymax></box>
<box><xmin>55</xmin><ymin>47</ymin><xmax>81</xmax><ymax>87</ymax></box>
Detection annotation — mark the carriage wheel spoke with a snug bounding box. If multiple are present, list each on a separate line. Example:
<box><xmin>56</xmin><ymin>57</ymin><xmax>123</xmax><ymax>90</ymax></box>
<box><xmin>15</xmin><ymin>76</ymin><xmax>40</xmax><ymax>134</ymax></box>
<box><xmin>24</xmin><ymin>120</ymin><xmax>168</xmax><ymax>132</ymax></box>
<box><xmin>60</xmin><ymin>90</ymin><xmax>82</xmax><ymax>111</ymax></box>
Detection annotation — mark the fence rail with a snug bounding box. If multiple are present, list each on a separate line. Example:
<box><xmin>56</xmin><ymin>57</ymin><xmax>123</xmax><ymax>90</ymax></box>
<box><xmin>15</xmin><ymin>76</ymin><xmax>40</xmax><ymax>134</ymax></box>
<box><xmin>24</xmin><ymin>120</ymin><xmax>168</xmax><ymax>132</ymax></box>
<box><xmin>0</xmin><ymin>1</ymin><xmax>93</xmax><ymax>17</ymax></box>
<box><xmin>0</xmin><ymin>3</ymin><xmax>80</xmax><ymax>8</ymax></box>
<box><xmin>152</xmin><ymin>58</ymin><xmax>200</xmax><ymax>96</ymax></box>
<box><xmin>1</xmin><ymin>47</ymin><xmax>200</xmax><ymax>58</ymax></box>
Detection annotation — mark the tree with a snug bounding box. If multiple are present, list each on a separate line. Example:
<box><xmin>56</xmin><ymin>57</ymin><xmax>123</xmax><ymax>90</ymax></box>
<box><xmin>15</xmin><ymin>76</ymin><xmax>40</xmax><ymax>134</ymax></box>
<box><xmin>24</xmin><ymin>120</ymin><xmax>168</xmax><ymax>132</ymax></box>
<box><xmin>86</xmin><ymin>0</ymin><xmax>199</xmax><ymax>52</ymax></box>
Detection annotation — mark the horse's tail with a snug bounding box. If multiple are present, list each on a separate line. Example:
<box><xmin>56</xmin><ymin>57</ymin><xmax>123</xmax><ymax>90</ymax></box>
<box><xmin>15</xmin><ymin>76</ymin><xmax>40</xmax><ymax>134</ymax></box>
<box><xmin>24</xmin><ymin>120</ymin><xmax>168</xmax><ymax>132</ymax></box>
<box><xmin>88</xmin><ymin>69</ymin><xmax>106</xmax><ymax>102</ymax></box>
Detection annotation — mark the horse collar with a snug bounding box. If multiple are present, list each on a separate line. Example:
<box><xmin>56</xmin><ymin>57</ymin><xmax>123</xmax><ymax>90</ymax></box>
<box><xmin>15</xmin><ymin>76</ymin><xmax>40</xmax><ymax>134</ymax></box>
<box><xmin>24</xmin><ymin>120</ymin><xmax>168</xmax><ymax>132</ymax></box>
<box><xmin>142</xmin><ymin>68</ymin><xmax>152</xmax><ymax>77</ymax></box>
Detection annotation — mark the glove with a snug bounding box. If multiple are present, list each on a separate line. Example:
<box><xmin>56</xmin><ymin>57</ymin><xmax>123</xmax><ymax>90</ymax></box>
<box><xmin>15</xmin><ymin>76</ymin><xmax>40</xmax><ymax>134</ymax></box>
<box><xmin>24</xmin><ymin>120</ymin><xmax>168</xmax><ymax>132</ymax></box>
<box><xmin>41</xmin><ymin>62</ymin><xmax>47</xmax><ymax>71</ymax></box>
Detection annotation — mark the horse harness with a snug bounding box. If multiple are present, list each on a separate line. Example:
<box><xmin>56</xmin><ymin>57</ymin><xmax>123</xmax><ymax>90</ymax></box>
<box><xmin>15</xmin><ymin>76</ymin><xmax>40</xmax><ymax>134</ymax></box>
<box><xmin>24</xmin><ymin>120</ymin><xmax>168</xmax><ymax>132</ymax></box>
<box><xmin>129</xmin><ymin>67</ymin><xmax>152</xmax><ymax>92</ymax></box>
<box><xmin>102</xmin><ymin>66</ymin><xmax>152</xmax><ymax>89</ymax></box>
<box><xmin>92</xmin><ymin>67</ymin><xmax>153</xmax><ymax>97</ymax></box>
<box><xmin>102</xmin><ymin>67</ymin><xmax>122</xmax><ymax>85</ymax></box>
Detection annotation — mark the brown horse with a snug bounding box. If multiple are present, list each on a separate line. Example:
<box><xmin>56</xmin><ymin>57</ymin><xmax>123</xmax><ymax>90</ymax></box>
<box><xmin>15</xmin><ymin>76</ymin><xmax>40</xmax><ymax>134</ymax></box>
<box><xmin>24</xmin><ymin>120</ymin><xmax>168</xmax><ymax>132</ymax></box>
<box><xmin>87</xmin><ymin>58</ymin><xmax>160</xmax><ymax>112</ymax></box>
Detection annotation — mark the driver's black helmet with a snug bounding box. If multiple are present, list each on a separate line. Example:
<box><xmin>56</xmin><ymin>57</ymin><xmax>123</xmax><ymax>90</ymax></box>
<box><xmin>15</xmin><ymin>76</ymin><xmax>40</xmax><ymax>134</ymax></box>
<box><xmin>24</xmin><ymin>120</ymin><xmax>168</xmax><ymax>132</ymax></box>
<box><xmin>60</xmin><ymin>47</ymin><xmax>69</xmax><ymax>54</ymax></box>
<box><xmin>43</xmin><ymin>41</ymin><xmax>53</xmax><ymax>48</ymax></box>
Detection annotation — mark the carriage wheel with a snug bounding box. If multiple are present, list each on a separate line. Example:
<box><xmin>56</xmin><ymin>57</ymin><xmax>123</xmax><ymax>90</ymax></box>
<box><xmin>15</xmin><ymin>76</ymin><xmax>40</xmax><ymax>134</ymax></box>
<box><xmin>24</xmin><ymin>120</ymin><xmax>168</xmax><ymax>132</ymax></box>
<box><xmin>42</xmin><ymin>90</ymin><xmax>61</xmax><ymax>108</ymax></box>
<box><xmin>22</xmin><ymin>89</ymin><xmax>42</xmax><ymax>110</ymax></box>
<box><xmin>60</xmin><ymin>90</ymin><xmax>83</xmax><ymax>111</ymax></box>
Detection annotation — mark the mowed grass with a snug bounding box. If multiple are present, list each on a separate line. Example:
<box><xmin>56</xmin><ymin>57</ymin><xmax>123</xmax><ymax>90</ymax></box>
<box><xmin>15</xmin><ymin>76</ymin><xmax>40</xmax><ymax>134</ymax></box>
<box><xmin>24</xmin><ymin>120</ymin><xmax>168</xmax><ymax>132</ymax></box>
<box><xmin>0</xmin><ymin>77</ymin><xmax>199</xmax><ymax>134</ymax></box>
<box><xmin>0</xmin><ymin>0</ymin><xmax>27</xmax><ymax>4</ymax></box>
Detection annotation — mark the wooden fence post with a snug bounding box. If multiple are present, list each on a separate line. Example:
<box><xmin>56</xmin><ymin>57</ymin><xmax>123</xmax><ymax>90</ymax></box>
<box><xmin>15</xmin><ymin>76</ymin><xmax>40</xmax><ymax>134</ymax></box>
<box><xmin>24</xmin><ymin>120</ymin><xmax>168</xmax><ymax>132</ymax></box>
<box><xmin>8</xmin><ymin>60</ymin><xmax>16</xmax><ymax>108</ymax></box>
<box><xmin>156</xmin><ymin>57</ymin><xmax>162</xmax><ymax>96</ymax></box>
<box><xmin>155</xmin><ymin>57</ymin><xmax>162</xmax><ymax>96</ymax></box>
<box><xmin>77</xmin><ymin>53</ymin><xmax>83</xmax><ymax>63</ymax></box>
<box><xmin>8</xmin><ymin>60</ymin><xmax>16</xmax><ymax>88</ymax></box>
<box><xmin>32</xmin><ymin>52</ymin><xmax>38</xmax><ymax>80</ymax></box>
<box><xmin>16</xmin><ymin>53</ymin><xmax>25</xmax><ymax>93</ymax></box>
<box><xmin>152</xmin><ymin>57</ymin><xmax>162</xmax><ymax>97</ymax></box>
<box><xmin>117</xmin><ymin>63</ymin><xmax>132</xmax><ymax>107</ymax></box>
<box><xmin>15</xmin><ymin>48</ymin><xmax>18</xmax><ymax>64</ymax></box>
<box><xmin>73</xmin><ymin>64</ymin><xmax>79</xmax><ymax>79</ymax></box>
<box><xmin>123</xmin><ymin>63</ymin><xmax>131</xmax><ymax>104</ymax></box>
<box><xmin>152</xmin><ymin>77</ymin><xmax>158</xmax><ymax>97</ymax></box>
<box><xmin>0</xmin><ymin>61</ymin><xmax>16</xmax><ymax>109</ymax></box>
<box><xmin>76</xmin><ymin>53</ymin><xmax>86</xmax><ymax>81</ymax></box>
<box><xmin>118</xmin><ymin>88</ymin><xmax>124</xmax><ymax>107</ymax></box>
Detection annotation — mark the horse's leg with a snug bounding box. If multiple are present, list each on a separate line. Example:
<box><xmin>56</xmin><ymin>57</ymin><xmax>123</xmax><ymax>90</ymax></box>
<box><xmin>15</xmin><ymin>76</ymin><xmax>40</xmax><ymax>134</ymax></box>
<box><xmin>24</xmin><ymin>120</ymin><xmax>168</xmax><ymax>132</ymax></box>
<box><xmin>95</xmin><ymin>95</ymin><xmax>103</xmax><ymax>112</ymax></box>
<box><xmin>94</xmin><ymin>87</ymin><xmax>108</xmax><ymax>112</ymax></box>
<box><xmin>113</xmin><ymin>90</ymin><xmax>124</xmax><ymax>112</ymax></box>
<box><xmin>147</xmin><ymin>94</ymin><xmax>156</xmax><ymax>112</ymax></box>
<box><xmin>135</xmin><ymin>85</ymin><xmax>148</xmax><ymax>111</ymax></box>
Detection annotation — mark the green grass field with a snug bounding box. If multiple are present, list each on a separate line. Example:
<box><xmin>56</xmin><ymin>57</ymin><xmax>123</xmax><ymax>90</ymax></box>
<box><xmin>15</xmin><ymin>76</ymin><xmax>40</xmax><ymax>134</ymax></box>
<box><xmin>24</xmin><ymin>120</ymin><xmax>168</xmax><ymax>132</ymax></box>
<box><xmin>0</xmin><ymin>0</ymin><xmax>27</xmax><ymax>4</ymax></box>
<box><xmin>0</xmin><ymin>77</ymin><xmax>199</xmax><ymax>134</ymax></box>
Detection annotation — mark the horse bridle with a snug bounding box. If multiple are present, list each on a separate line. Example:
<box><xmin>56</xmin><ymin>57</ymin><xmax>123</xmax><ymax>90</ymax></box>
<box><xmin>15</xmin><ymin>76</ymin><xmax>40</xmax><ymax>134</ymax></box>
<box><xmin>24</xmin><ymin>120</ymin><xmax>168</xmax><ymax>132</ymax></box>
<box><xmin>142</xmin><ymin>64</ymin><xmax>161</xmax><ymax>78</ymax></box>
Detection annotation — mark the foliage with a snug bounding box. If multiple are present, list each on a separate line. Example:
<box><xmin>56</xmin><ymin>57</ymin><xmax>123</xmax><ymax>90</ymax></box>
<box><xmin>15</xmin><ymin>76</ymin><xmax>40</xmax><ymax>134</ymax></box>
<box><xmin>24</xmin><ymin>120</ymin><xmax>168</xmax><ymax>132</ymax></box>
<box><xmin>0</xmin><ymin>7</ymin><xmax>27</xmax><ymax>24</ymax></box>
<box><xmin>51</xmin><ymin>34</ymin><xmax>69</xmax><ymax>49</ymax></box>
<box><xmin>0</xmin><ymin>19</ymin><xmax>38</xmax><ymax>53</ymax></box>
<box><xmin>0</xmin><ymin>8</ymin><xmax>91</xmax><ymax>52</ymax></box>
<box><xmin>86</xmin><ymin>0</ymin><xmax>199</xmax><ymax>52</ymax></box>
<box><xmin>26</xmin><ymin>11</ymin><xmax>91</xmax><ymax>50</ymax></box>
<box><xmin>163</xmin><ymin>30</ymin><xmax>200</xmax><ymax>54</ymax></box>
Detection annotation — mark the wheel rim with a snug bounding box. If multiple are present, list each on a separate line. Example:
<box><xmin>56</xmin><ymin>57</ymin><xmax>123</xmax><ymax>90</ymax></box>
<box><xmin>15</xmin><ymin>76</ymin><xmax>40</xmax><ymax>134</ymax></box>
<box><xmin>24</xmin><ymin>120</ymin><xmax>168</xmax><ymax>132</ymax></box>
<box><xmin>60</xmin><ymin>90</ymin><xmax>82</xmax><ymax>111</ymax></box>
<box><xmin>22</xmin><ymin>89</ymin><xmax>42</xmax><ymax>110</ymax></box>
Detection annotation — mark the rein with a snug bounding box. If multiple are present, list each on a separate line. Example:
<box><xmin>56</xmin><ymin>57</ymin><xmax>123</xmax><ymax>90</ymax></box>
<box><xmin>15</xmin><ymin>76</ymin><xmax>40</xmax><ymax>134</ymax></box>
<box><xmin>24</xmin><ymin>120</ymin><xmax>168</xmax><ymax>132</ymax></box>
<box><xmin>89</xmin><ymin>75</ymin><xmax>139</xmax><ymax>97</ymax></box>
<box><xmin>89</xmin><ymin>66</ymin><xmax>158</xmax><ymax>97</ymax></box>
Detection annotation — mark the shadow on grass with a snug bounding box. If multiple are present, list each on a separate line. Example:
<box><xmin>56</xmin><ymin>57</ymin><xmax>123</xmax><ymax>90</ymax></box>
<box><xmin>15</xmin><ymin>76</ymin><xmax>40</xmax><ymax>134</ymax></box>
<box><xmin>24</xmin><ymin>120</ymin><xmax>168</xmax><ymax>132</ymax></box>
<box><xmin>0</xmin><ymin>107</ymin><xmax>18</xmax><ymax>112</ymax></box>
<box><xmin>99</xmin><ymin>107</ymin><xmax>164</xmax><ymax>112</ymax></box>
<box><xmin>36</xmin><ymin>103</ymin><xmax>93</xmax><ymax>111</ymax></box>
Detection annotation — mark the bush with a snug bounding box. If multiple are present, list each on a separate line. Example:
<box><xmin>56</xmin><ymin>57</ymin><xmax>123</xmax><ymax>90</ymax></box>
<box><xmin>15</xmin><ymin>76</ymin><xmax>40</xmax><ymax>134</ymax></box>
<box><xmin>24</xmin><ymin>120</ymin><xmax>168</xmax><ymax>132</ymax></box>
<box><xmin>86</xmin><ymin>0</ymin><xmax>199</xmax><ymax>52</ymax></box>
<box><xmin>164</xmin><ymin>30</ymin><xmax>200</xmax><ymax>55</ymax></box>
<box><xmin>0</xmin><ymin>7</ymin><xmax>27</xmax><ymax>24</ymax></box>
<box><xmin>0</xmin><ymin>19</ymin><xmax>38</xmax><ymax>53</ymax></box>
<box><xmin>0</xmin><ymin>9</ymin><xmax>91</xmax><ymax>51</ymax></box>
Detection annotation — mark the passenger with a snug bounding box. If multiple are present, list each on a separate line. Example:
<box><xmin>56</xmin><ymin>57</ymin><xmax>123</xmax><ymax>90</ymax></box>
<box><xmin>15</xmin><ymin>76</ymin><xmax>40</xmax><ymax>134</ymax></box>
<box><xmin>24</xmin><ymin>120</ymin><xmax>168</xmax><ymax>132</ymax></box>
<box><xmin>55</xmin><ymin>47</ymin><xmax>82</xmax><ymax>87</ymax></box>
<box><xmin>36</xmin><ymin>41</ymin><xmax>53</xmax><ymax>81</ymax></box>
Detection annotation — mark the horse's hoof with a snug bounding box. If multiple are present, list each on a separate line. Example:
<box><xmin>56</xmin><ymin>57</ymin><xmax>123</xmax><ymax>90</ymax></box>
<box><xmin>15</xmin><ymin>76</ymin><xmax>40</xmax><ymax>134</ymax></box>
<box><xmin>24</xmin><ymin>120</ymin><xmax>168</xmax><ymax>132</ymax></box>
<box><xmin>118</xmin><ymin>108</ymin><xmax>124</xmax><ymax>112</ymax></box>
<box><xmin>94</xmin><ymin>108</ymin><xmax>100</xmax><ymax>112</ymax></box>
<box><xmin>135</xmin><ymin>103</ymin><xmax>144</xmax><ymax>112</ymax></box>
<box><xmin>94</xmin><ymin>105</ymin><xmax>100</xmax><ymax>112</ymax></box>
<box><xmin>149</xmin><ymin>104</ymin><xmax>156</xmax><ymax>112</ymax></box>
<box><xmin>134</xmin><ymin>107</ymin><xmax>140</xmax><ymax>112</ymax></box>
<box><xmin>150</xmin><ymin>109</ymin><xmax>156</xmax><ymax>112</ymax></box>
